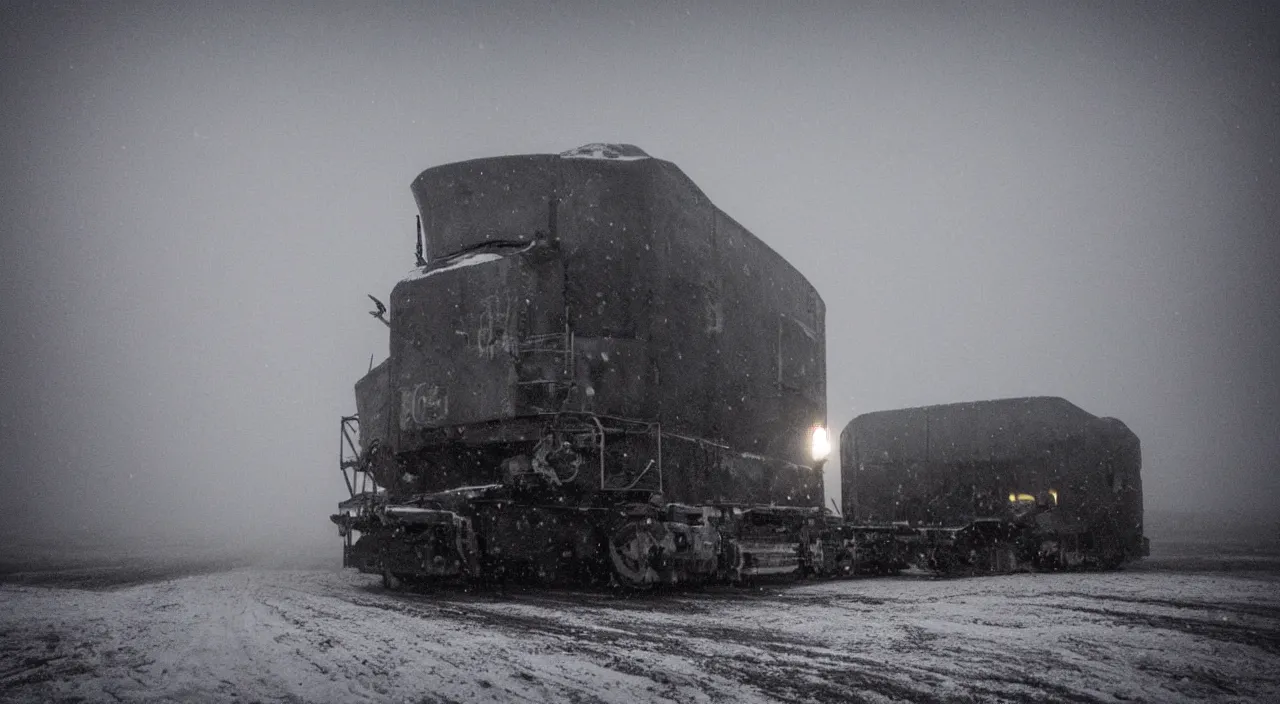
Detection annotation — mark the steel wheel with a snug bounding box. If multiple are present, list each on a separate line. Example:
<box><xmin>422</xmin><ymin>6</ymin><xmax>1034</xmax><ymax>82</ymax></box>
<box><xmin>607</xmin><ymin>521</ymin><xmax>672</xmax><ymax>589</ymax></box>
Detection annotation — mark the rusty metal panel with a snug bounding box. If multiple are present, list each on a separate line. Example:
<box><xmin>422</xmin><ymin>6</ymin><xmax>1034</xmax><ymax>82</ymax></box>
<box><xmin>711</xmin><ymin>204</ymin><xmax>825</xmax><ymax>461</ymax></box>
<box><xmin>556</xmin><ymin>159</ymin><xmax>655</xmax><ymax>340</ymax></box>
<box><xmin>512</xmin><ymin>246</ymin><xmax>570</xmax><ymax>414</ymax></box>
<box><xmin>392</xmin><ymin>147</ymin><xmax>828</xmax><ymax>506</ymax></box>
<box><xmin>644</xmin><ymin>161</ymin><xmax>720</xmax><ymax>444</ymax></box>
<box><xmin>411</xmin><ymin>155</ymin><xmax>559</xmax><ymax>261</ymax></box>
<box><xmin>565</xmin><ymin>337</ymin><xmax>652</xmax><ymax>418</ymax></box>
<box><xmin>643</xmin><ymin>162</ymin><xmax>827</xmax><ymax>467</ymax></box>
<box><xmin>714</xmin><ymin>453</ymin><xmax>824</xmax><ymax>506</ymax></box>
<box><xmin>389</xmin><ymin>248</ymin><xmax>565</xmax><ymax>452</ymax></box>
<box><xmin>657</xmin><ymin>438</ymin><xmax>824</xmax><ymax>507</ymax></box>
<box><xmin>843</xmin><ymin>397</ymin><xmax>1107</xmax><ymax>470</ymax></box>
<box><xmin>353</xmin><ymin>359</ymin><xmax>390</xmax><ymax>452</ymax></box>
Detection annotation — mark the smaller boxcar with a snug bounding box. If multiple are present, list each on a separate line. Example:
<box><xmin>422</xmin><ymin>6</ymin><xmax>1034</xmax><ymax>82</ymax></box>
<box><xmin>840</xmin><ymin>397</ymin><xmax>1145</xmax><ymax>567</ymax></box>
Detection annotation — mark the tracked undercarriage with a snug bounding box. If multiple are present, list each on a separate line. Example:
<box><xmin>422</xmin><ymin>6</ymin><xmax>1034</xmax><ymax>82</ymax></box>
<box><xmin>332</xmin><ymin>414</ymin><xmax>841</xmax><ymax>590</ymax></box>
<box><xmin>330</xmin><ymin>416</ymin><xmax>1135</xmax><ymax>591</ymax></box>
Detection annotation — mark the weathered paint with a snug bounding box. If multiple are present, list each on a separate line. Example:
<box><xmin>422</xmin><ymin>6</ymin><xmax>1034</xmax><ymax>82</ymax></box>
<box><xmin>353</xmin><ymin>359</ymin><xmax>390</xmax><ymax>451</ymax></box>
<box><xmin>361</xmin><ymin>146</ymin><xmax>826</xmax><ymax>508</ymax></box>
<box><xmin>840</xmin><ymin>396</ymin><xmax>1145</xmax><ymax>563</ymax></box>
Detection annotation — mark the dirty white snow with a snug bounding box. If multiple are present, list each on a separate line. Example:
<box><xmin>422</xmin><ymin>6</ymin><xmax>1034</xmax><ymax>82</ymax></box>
<box><xmin>401</xmin><ymin>252</ymin><xmax>504</xmax><ymax>284</ymax></box>
<box><xmin>559</xmin><ymin>143</ymin><xmax>650</xmax><ymax>161</ymax></box>
<box><xmin>1</xmin><ymin>543</ymin><xmax>1278</xmax><ymax>703</ymax></box>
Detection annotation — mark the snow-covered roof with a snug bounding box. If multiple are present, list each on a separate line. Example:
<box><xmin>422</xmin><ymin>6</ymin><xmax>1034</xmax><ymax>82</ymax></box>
<box><xmin>401</xmin><ymin>241</ymin><xmax>541</xmax><ymax>284</ymax></box>
<box><xmin>845</xmin><ymin>397</ymin><xmax>1137</xmax><ymax>464</ymax></box>
<box><xmin>558</xmin><ymin>143</ymin><xmax>650</xmax><ymax>161</ymax></box>
<box><xmin>401</xmin><ymin>251</ymin><xmax>503</xmax><ymax>284</ymax></box>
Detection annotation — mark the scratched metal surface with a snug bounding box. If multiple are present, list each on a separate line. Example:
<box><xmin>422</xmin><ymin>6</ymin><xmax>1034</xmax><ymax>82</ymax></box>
<box><xmin>356</xmin><ymin>149</ymin><xmax>827</xmax><ymax>505</ymax></box>
<box><xmin>841</xmin><ymin>397</ymin><xmax>1145</xmax><ymax>558</ymax></box>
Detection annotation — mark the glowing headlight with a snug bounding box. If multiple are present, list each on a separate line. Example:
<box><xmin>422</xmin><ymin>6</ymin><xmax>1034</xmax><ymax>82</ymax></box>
<box><xmin>809</xmin><ymin>426</ymin><xmax>830</xmax><ymax>462</ymax></box>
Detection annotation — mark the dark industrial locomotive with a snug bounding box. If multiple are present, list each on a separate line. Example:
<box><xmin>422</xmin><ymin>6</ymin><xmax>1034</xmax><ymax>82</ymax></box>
<box><xmin>331</xmin><ymin>144</ymin><xmax>1147</xmax><ymax>589</ymax></box>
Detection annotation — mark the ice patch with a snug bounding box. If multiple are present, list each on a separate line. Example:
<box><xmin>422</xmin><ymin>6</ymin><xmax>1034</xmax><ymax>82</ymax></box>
<box><xmin>401</xmin><ymin>252</ymin><xmax>503</xmax><ymax>283</ymax></box>
<box><xmin>383</xmin><ymin>506</ymin><xmax>436</xmax><ymax>515</ymax></box>
<box><xmin>559</xmin><ymin>143</ymin><xmax>650</xmax><ymax>161</ymax></box>
<box><xmin>402</xmin><ymin>242</ymin><xmax>542</xmax><ymax>284</ymax></box>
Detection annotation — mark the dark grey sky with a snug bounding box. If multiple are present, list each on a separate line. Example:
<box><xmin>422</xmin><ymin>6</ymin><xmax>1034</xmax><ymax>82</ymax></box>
<box><xmin>2</xmin><ymin>1</ymin><xmax>1276</xmax><ymax>546</ymax></box>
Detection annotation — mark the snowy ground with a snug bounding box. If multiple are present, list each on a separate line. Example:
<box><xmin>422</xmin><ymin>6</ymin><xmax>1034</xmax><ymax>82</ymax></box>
<box><xmin>2</xmin><ymin>541</ymin><xmax>1278</xmax><ymax>703</ymax></box>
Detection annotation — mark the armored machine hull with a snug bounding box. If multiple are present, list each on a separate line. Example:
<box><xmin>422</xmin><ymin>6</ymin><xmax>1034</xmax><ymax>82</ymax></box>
<box><xmin>332</xmin><ymin>145</ymin><xmax>1146</xmax><ymax>589</ymax></box>
<box><xmin>335</xmin><ymin>144</ymin><xmax>831</xmax><ymax>588</ymax></box>
<box><xmin>841</xmin><ymin>397</ymin><xmax>1147</xmax><ymax>571</ymax></box>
